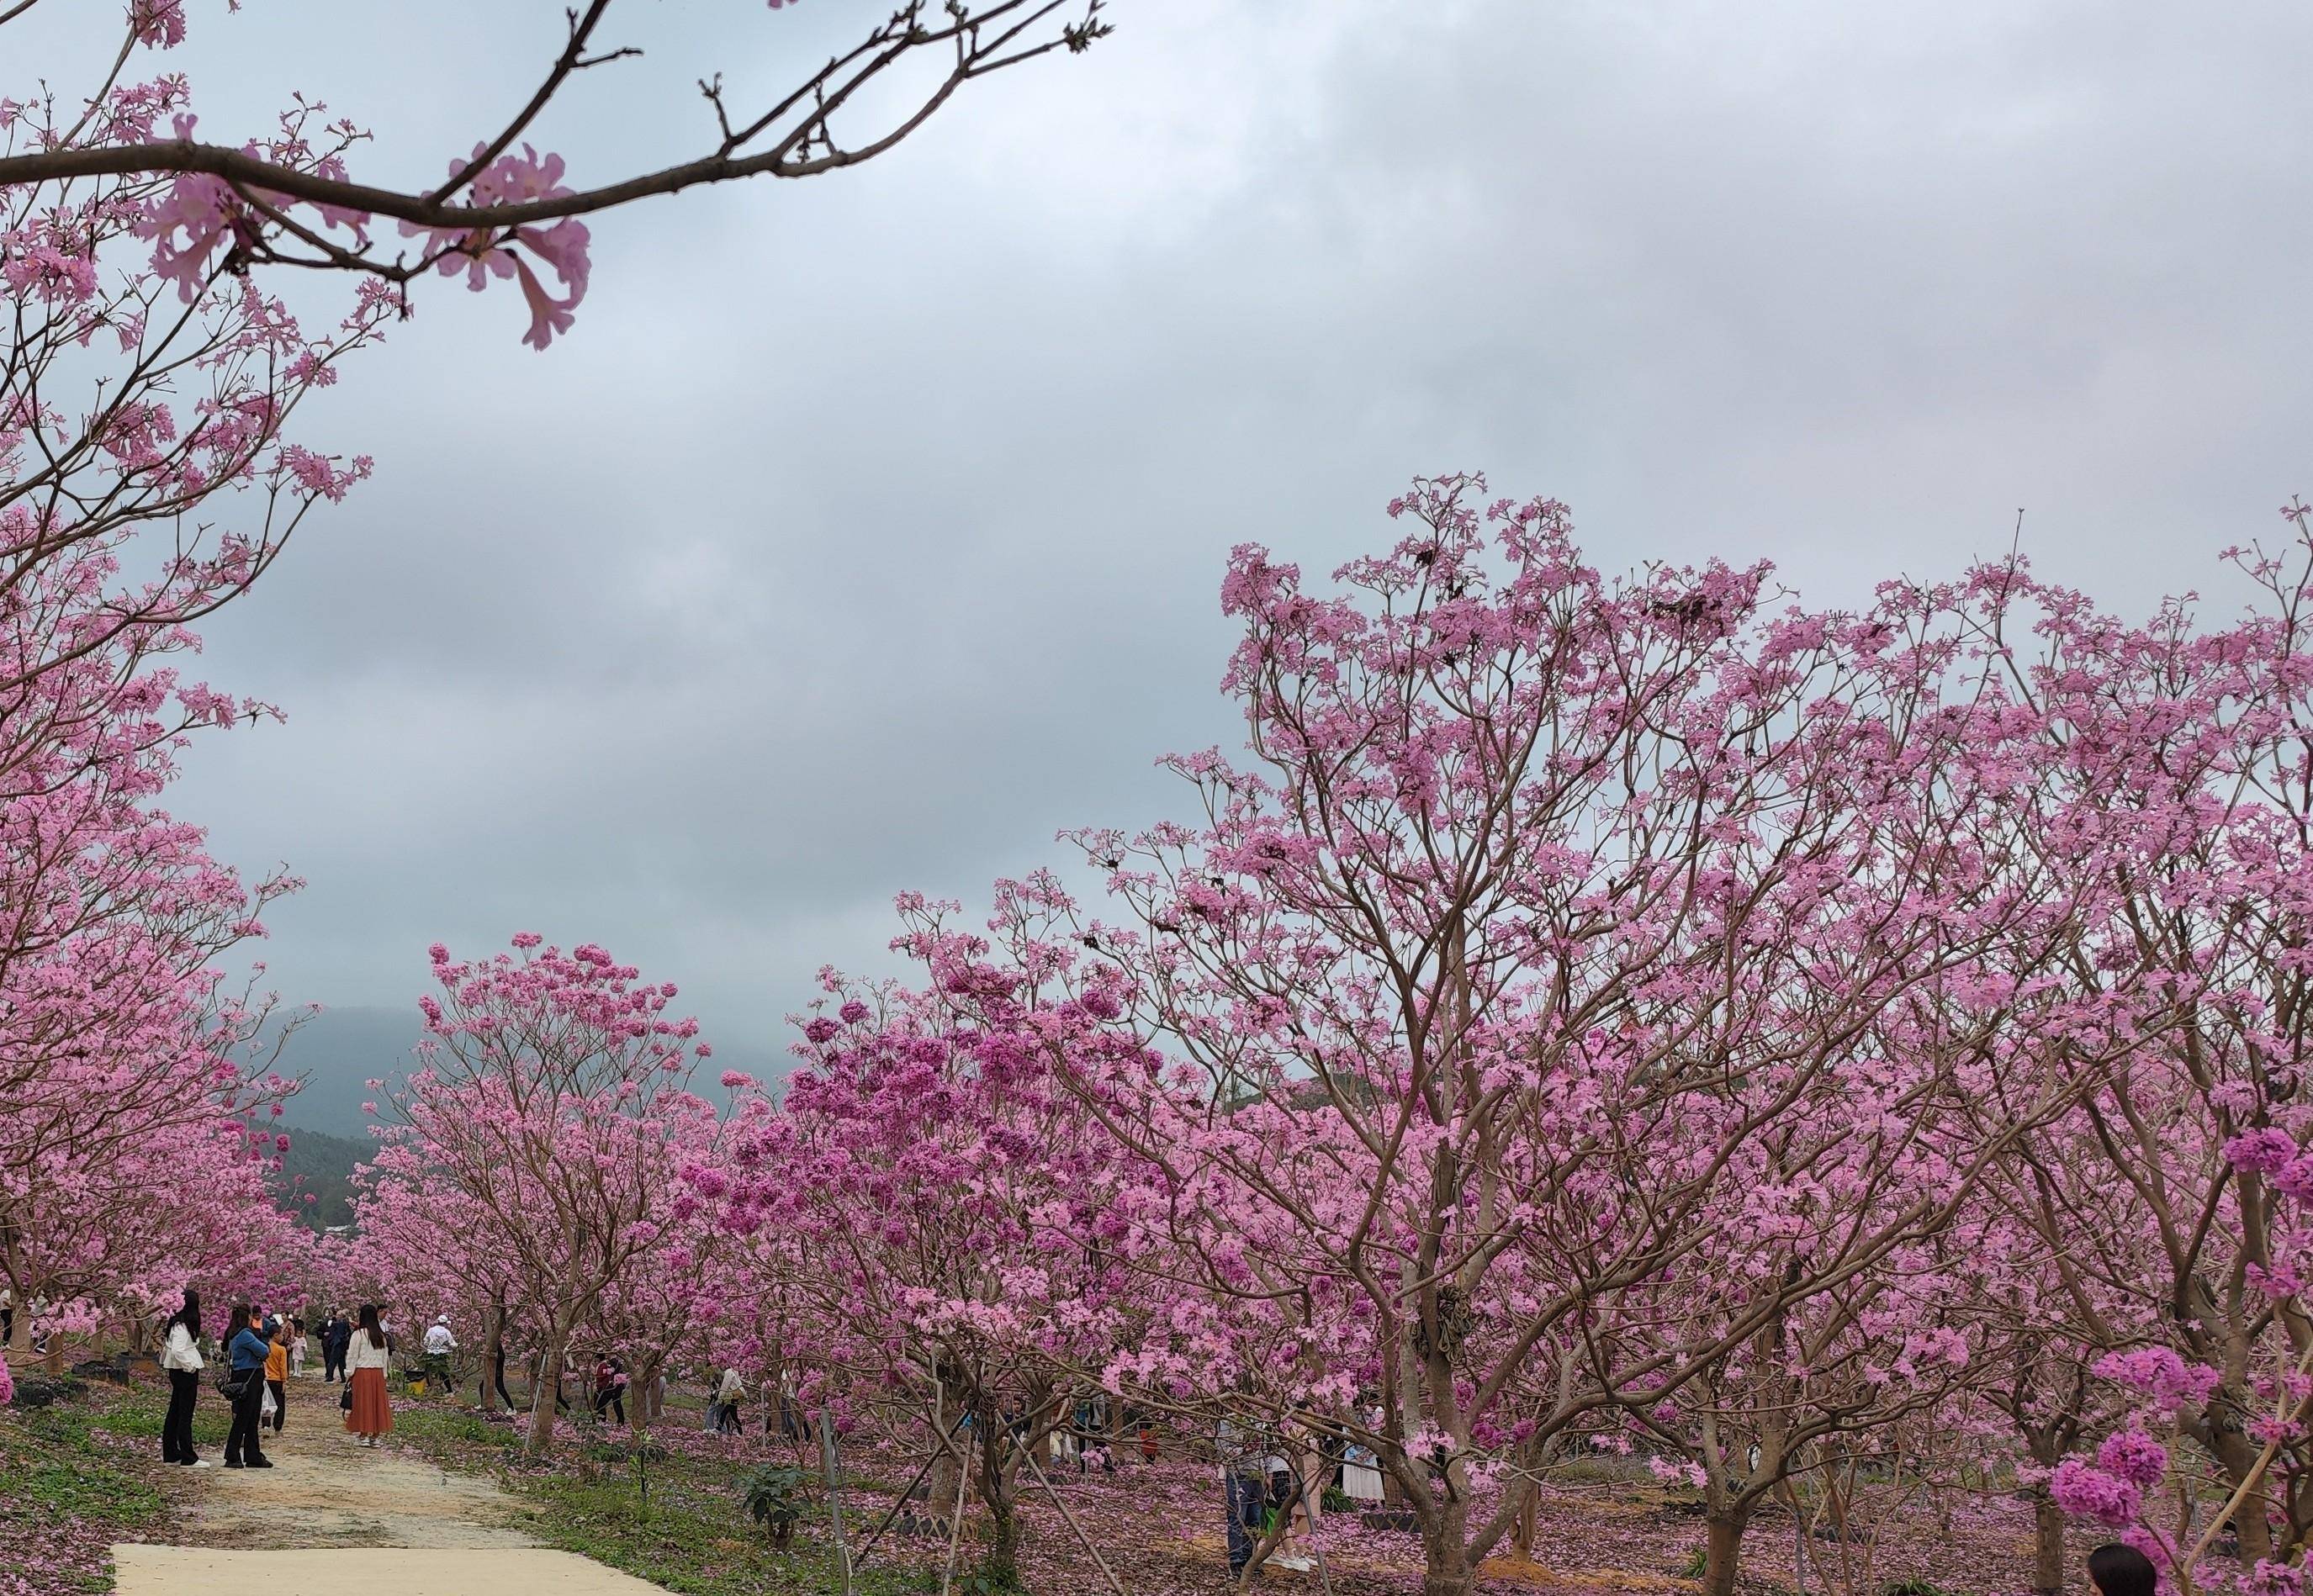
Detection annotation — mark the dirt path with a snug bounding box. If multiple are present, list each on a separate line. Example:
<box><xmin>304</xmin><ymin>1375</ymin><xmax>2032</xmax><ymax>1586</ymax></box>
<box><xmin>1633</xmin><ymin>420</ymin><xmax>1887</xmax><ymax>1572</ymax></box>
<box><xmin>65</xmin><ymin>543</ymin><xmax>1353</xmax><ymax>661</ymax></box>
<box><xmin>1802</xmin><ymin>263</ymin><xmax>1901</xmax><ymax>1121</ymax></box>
<box><xmin>111</xmin><ymin>1383</ymin><xmax>666</xmax><ymax>1594</ymax></box>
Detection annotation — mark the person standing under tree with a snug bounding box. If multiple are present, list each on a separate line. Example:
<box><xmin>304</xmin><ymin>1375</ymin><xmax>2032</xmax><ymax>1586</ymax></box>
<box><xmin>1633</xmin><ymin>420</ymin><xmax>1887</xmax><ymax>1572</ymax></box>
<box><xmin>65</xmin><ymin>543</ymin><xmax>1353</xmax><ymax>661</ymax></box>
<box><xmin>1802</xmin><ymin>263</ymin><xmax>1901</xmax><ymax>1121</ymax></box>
<box><xmin>344</xmin><ymin>1304</ymin><xmax>394</xmax><ymax>1447</ymax></box>
<box><xmin>593</xmin><ymin>1353</ymin><xmax>627</xmax><ymax>1427</ymax></box>
<box><xmin>1215</xmin><ymin>1413</ymin><xmax>1269</xmax><ymax>1583</ymax></box>
<box><xmin>714</xmin><ymin>1367</ymin><xmax>744</xmax><ymax>1435</ymax></box>
<box><xmin>289</xmin><ymin>1318</ymin><xmax>307</xmax><ymax>1377</ymax></box>
<box><xmin>157</xmin><ymin>1292</ymin><xmax>208</xmax><ymax>1467</ymax></box>
<box><xmin>421</xmin><ymin>1314</ymin><xmax>458</xmax><ymax>1391</ymax></box>
<box><xmin>263</xmin><ymin>1319</ymin><xmax>288</xmax><ymax>1434</ymax></box>
<box><xmin>222</xmin><ymin>1305</ymin><xmax>272</xmax><ymax>1468</ymax></box>
<box><xmin>321</xmin><ymin>1309</ymin><xmax>350</xmax><ymax>1383</ymax></box>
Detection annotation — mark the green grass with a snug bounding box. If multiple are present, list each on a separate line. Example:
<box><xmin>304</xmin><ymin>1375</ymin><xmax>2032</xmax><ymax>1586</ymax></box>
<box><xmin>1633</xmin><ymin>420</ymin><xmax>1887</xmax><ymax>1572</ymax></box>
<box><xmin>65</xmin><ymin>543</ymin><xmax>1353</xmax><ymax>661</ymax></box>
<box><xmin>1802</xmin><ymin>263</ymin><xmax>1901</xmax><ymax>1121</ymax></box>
<box><xmin>8</xmin><ymin>1402</ymin><xmax>164</xmax><ymax>1523</ymax></box>
<box><xmin>514</xmin><ymin>1471</ymin><xmax>938</xmax><ymax>1596</ymax></box>
<box><xmin>389</xmin><ymin>1405</ymin><xmax>529</xmax><ymax>1457</ymax></box>
<box><xmin>86</xmin><ymin>1386</ymin><xmax>230</xmax><ymax>1448</ymax></box>
<box><xmin>378</xmin><ymin>1400</ymin><xmax>949</xmax><ymax>1596</ymax></box>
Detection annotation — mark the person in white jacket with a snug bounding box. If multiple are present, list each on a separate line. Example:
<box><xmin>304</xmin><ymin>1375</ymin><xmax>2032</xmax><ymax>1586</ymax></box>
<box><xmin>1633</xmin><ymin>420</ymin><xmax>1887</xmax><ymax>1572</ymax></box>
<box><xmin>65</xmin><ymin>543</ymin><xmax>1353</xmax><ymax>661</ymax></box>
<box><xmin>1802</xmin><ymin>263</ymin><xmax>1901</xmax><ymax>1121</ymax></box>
<box><xmin>714</xmin><ymin>1367</ymin><xmax>744</xmax><ymax>1435</ymax></box>
<box><xmin>157</xmin><ymin>1290</ymin><xmax>209</xmax><ymax>1467</ymax></box>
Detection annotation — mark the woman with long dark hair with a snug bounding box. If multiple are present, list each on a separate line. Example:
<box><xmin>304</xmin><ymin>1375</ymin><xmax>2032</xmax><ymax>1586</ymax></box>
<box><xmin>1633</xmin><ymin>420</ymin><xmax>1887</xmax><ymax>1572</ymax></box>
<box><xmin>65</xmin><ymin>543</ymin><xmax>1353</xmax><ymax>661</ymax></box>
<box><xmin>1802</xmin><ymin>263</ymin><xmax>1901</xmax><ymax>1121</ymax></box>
<box><xmin>222</xmin><ymin>1303</ymin><xmax>272</xmax><ymax>1467</ymax></box>
<box><xmin>344</xmin><ymin>1303</ymin><xmax>393</xmax><ymax>1446</ymax></box>
<box><xmin>157</xmin><ymin>1291</ymin><xmax>207</xmax><ymax>1467</ymax></box>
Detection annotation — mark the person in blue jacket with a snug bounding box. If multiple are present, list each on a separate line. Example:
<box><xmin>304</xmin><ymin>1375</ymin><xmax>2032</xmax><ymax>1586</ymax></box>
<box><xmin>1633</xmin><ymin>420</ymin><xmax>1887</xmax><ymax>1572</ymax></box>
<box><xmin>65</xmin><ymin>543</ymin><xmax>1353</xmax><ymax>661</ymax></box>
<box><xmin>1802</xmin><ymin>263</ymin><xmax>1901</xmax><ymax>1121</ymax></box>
<box><xmin>223</xmin><ymin>1303</ymin><xmax>273</xmax><ymax>1468</ymax></box>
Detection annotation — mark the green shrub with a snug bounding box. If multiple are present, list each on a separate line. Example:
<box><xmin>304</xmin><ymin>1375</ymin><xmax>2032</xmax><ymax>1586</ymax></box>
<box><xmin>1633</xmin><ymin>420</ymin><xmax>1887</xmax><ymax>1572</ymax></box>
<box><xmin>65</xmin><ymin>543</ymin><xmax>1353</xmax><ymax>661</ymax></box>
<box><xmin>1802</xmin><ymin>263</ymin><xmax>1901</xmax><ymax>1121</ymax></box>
<box><xmin>740</xmin><ymin>1464</ymin><xmax>810</xmax><ymax>1550</ymax></box>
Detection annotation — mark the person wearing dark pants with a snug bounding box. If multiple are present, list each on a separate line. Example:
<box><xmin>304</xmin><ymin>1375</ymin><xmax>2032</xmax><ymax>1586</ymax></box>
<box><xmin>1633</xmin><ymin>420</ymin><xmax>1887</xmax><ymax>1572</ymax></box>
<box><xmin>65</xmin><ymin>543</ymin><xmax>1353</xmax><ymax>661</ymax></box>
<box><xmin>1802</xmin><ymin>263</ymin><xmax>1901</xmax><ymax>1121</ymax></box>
<box><xmin>1224</xmin><ymin>1470</ymin><xmax>1267</xmax><ymax>1578</ymax></box>
<box><xmin>222</xmin><ymin>1304</ymin><xmax>273</xmax><ymax>1468</ymax></box>
<box><xmin>480</xmin><ymin>1349</ymin><xmax>514</xmax><ymax>1411</ymax></box>
<box><xmin>321</xmin><ymin>1311</ymin><xmax>350</xmax><ymax>1383</ymax></box>
<box><xmin>158</xmin><ymin>1290</ymin><xmax>207</xmax><ymax>1467</ymax></box>
<box><xmin>264</xmin><ymin>1319</ymin><xmax>288</xmax><ymax>1433</ymax></box>
<box><xmin>592</xmin><ymin>1355</ymin><xmax>627</xmax><ymax>1427</ymax></box>
<box><xmin>1217</xmin><ymin>1416</ymin><xmax>1269</xmax><ymax>1579</ymax></box>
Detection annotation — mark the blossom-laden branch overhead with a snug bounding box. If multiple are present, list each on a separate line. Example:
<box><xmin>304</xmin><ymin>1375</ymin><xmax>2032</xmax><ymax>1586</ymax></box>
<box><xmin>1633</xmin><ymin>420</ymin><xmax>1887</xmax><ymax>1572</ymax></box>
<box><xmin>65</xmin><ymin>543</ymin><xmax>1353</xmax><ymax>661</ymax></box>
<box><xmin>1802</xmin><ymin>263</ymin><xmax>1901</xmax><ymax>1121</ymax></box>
<box><xmin>3</xmin><ymin>0</ymin><xmax>1110</xmax><ymax>349</ymax></box>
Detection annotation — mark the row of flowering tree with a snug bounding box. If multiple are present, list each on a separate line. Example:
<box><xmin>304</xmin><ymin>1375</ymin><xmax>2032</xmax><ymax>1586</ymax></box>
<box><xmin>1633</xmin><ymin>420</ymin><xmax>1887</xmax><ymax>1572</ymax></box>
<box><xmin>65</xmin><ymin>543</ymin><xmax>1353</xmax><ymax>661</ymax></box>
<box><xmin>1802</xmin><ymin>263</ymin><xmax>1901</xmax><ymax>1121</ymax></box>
<box><xmin>343</xmin><ymin>480</ymin><xmax>2313</xmax><ymax>1596</ymax></box>
<box><xmin>0</xmin><ymin>0</ymin><xmax>1115</xmax><ymax>1364</ymax></box>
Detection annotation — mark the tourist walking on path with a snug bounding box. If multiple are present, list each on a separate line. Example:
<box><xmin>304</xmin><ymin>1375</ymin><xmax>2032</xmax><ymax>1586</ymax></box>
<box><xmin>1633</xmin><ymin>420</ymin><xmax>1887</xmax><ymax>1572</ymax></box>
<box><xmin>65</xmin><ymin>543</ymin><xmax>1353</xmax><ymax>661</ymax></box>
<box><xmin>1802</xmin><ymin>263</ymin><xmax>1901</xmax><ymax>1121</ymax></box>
<box><xmin>592</xmin><ymin>1354</ymin><xmax>627</xmax><ymax>1427</ymax></box>
<box><xmin>321</xmin><ymin>1304</ymin><xmax>352</xmax><ymax>1378</ymax></box>
<box><xmin>289</xmin><ymin>1318</ymin><xmax>307</xmax><ymax>1377</ymax></box>
<box><xmin>157</xmin><ymin>1292</ymin><xmax>207</xmax><ymax>1467</ymax></box>
<box><xmin>713</xmin><ymin>1367</ymin><xmax>744</xmax><ymax>1435</ymax></box>
<box><xmin>222</xmin><ymin>1305</ymin><xmax>272</xmax><ymax>1468</ymax></box>
<box><xmin>345</xmin><ymin>1303</ymin><xmax>394</xmax><ymax>1446</ymax></box>
<box><xmin>263</xmin><ymin>1319</ymin><xmax>289</xmax><ymax>1432</ymax></box>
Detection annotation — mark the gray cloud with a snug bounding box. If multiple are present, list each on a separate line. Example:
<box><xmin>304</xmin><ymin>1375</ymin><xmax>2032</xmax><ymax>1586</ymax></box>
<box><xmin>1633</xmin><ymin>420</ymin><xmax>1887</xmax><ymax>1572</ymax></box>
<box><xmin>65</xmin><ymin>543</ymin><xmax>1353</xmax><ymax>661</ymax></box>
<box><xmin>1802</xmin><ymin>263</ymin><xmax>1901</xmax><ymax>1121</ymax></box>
<box><xmin>22</xmin><ymin>0</ymin><xmax>2300</xmax><ymax>1054</ymax></box>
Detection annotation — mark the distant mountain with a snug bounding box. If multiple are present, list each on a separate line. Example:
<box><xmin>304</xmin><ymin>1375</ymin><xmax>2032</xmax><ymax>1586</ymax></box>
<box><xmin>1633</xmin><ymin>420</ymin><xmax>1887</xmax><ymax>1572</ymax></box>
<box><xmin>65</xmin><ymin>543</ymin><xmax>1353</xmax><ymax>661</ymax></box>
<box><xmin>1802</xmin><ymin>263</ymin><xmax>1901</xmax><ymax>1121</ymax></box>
<box><xmin>277</xmin><ymin>1123</ymin><xmax>373</xmax><ymax>1230</ymax></box>
<box><xmin>255</xmin><ymin>1004</ymin><xmax>786</xmax><ymax>1139</ymax></box>
<box><xmin>259</xmin><ymin>1006</ymin><xmax>423</xmax><ymax>1139</ymax></box>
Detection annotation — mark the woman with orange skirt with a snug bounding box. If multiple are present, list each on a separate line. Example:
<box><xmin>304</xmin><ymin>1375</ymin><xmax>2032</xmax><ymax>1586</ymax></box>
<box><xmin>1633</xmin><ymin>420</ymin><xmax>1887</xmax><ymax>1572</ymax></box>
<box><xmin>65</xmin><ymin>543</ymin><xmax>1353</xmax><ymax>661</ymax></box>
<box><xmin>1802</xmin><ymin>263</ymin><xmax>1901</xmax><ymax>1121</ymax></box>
<box><xmin>344</xmin><ymin>1303</ymin><xmax>394</xmax><ymax>1445</ymax></box>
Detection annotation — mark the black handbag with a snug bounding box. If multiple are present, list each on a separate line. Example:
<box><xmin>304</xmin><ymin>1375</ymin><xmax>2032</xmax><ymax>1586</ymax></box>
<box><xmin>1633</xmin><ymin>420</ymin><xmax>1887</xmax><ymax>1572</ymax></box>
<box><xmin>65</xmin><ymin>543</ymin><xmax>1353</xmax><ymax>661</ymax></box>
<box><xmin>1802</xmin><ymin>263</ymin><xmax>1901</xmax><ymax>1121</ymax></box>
<box><xmin>340</xmin><ymin>1382</ymin><xmax>354</xmax><ymax>1412</ymax></box>
<box><xmin>215</xmin><ymin>1369</ymin><xmax>251</xmax><ymax>1402</ymax></box>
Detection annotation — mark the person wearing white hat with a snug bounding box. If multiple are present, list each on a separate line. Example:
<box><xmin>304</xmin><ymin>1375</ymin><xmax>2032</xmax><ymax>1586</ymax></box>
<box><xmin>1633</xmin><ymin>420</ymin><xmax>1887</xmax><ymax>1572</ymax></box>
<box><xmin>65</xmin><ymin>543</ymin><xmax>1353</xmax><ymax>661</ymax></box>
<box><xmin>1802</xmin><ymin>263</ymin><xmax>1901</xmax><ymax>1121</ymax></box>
<box><xmin>420</xmin><ymin>1314</ymin><xmax>458</xmax><ymax>1392</ymax></box>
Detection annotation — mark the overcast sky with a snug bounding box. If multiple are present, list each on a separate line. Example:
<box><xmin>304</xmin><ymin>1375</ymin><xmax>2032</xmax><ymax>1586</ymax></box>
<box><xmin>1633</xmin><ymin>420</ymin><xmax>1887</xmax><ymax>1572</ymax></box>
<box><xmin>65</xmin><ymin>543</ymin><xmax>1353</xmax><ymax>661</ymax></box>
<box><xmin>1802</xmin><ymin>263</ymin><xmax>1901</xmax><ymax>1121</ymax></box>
<box><xmin>27</xmin><ymin>0</ymin><xmax>2313</xmax><ymax>1059</ymax></box>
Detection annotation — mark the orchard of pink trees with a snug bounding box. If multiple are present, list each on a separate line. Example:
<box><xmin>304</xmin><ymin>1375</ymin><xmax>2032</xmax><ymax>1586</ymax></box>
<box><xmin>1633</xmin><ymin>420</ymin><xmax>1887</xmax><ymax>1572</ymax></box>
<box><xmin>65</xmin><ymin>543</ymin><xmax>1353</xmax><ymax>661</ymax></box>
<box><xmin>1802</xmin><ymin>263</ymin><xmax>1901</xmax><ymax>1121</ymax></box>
<box><xmin>317</xmin><ymin>480</ymin><xmax>2313</xmax><ymax>1596</ymax></box>
<box><xmin>3</xmin><ymin>7</ymin><xmax>2311</xmax><ymax>1596</ymax></box>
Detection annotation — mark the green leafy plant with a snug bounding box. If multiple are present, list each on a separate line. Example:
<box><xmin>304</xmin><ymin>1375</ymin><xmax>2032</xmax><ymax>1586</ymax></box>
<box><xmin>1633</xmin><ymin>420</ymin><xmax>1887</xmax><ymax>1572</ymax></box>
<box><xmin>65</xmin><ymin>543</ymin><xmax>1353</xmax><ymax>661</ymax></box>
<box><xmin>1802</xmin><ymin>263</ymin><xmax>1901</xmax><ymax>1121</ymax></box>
<box><xmin>1680</xmin><ymin>1546</ymin><xmax>1710</xmax><ymax>1578</ymax></box>
<box><xmin>952</xmin><ymin>1560</ymin><xmax>1024</xmax><ymax>1595</ymax></box>
<box><xmin>740</xmin><ymin>1462</ymin><xmax>810</xmax><ymax>1550</ymax></box>
<box><xmin>1882</xmin><ymin>1582</ymin><xmax>1958</xmax><ymax>1596</ymax></box>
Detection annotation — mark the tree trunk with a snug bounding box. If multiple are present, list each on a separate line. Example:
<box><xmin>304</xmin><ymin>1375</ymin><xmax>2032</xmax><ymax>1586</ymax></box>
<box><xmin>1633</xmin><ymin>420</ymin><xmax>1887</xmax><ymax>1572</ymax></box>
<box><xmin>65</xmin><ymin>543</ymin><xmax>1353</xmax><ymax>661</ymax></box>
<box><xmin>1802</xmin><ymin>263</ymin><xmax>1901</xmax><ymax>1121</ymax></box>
<box><xmin>926</xmin><ymin>1442</ymin><xmax>962</xmax><ymax>1530</ymax></box>
<box><xmin>1512</xmin><ymin>1481</ymin><xmax>1538</xmax><ymax>1561</ymax></box>
<box><xmin>978</xmin><ymin>1411</ymin><xmax>1020</xmax><ymax>1583</ymax></box>
<box><xmin>629</xmin><ymin>1353</ymin><xmax>662</xmax><ymax>1433</ymax></box>
<box><xmin>1421</xmin><ymin>1494</ymin><xmax>1475</xmax><ymax>1596</ymax></box>
<box><xmin>1702</xmin><ymin>1505</ymin><xmax>1754</xmax><ymax>1596</ymax></box>
<box><xmin>2031</xmin><ymin>1487</ymin><xmax>2065</xmax><ymax>1595</ymax></box>
<box><xmin>2215</xmin><ymin>1429</ymin><xmax>2277</xmax><ymax>1564</ymax></box>
<box><xmin>481</xmin><ymin>1300</ymin><xmax>505</xmax><ymax>1413</ymax></box>
<box><xmin>527</xmin><ymin>1322</ymin><xmax>567</xmax><ymax>1455</ymax></box>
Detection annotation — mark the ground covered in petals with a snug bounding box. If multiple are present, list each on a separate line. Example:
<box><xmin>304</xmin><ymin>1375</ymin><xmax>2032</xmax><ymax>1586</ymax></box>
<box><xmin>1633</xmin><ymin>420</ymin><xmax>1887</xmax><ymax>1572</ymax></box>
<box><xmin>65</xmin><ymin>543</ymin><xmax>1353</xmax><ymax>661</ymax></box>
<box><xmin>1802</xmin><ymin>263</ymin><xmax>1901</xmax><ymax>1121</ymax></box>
<box><xmin>2</xmin><ymin>1377</ymin><xmax>2053</xmax><ymax>1595</ymax></box>
<box><xmin>380</xmin><ymin>1396</ymin><xmax>2049</xmax><ymax>1596</ymax></box>
<box><xmin>0</xmin><ymin>1380</ymin><xmax>179</xmax><ymax>1596</ymax></box>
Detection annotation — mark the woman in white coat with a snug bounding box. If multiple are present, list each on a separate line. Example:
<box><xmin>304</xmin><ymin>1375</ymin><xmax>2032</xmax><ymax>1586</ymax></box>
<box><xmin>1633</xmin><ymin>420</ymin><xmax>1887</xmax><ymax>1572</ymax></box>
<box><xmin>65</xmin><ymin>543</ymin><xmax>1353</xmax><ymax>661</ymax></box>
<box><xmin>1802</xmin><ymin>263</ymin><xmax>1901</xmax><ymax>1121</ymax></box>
<box><xmin>158</xmin><ymin>1290</ymin><xmax>209</xmax><ymax>1467</ymax></box>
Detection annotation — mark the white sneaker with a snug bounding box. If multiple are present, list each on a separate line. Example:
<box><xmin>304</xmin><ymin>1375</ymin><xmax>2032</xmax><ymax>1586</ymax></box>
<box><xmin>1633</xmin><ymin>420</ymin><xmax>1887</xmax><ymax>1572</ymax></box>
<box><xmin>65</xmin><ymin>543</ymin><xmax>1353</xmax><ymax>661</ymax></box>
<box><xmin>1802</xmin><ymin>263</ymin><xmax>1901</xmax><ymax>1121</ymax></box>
<box><xmin>191</xmin><ymin>1459</ymin><xmax>212</xmax><ymax>1469</ymax></box>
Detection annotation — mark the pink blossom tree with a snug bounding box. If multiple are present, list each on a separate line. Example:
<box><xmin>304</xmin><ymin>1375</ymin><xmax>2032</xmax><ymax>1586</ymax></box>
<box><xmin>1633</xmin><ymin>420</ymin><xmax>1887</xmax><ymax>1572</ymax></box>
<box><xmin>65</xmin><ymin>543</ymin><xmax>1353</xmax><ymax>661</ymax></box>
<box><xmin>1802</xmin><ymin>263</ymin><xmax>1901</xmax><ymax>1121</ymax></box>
<box><xmin>2029</xmin><ymin>509</ymin><xmax>2313</xmax><ymax>1587</ymax></box>
<box><xmin>1032</xmin><ymin>476</ymin><xmax>2132</xmax><ymax>1596</ymax></box>
<box><xmin>358</xmin><ymin>935</ymin><xmax>718</xmax><ymax>1453</ymax></box>
<box><xmin>0</xmin><ymin>679</ymin><xmax>304</xmax><ymax>1350</ymax></box>
<box><xmin>701</xmin><ymin>936</ymin><xmax>1160</xmax><ymax>1583</ymax></box>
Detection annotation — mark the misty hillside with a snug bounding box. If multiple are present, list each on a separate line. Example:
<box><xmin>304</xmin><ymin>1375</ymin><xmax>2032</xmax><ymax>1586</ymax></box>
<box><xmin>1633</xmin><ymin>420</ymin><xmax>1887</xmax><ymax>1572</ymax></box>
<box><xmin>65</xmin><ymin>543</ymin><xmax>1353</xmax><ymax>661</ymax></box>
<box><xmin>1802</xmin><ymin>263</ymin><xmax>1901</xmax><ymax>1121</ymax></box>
<box><xmin>278</xmin><ymin>1124</ymin><xmax>373</xmax><ymax>1230</ymax></box>
<box><xmin>258</xmin><ymin>1004</ymin><xmax>787</xmax><ymax>1139</ymax></box>
<box><xmin>259</xmin><ymin>1007</ymin><xmax>424</xmax><ymax>1138</ymax></box>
